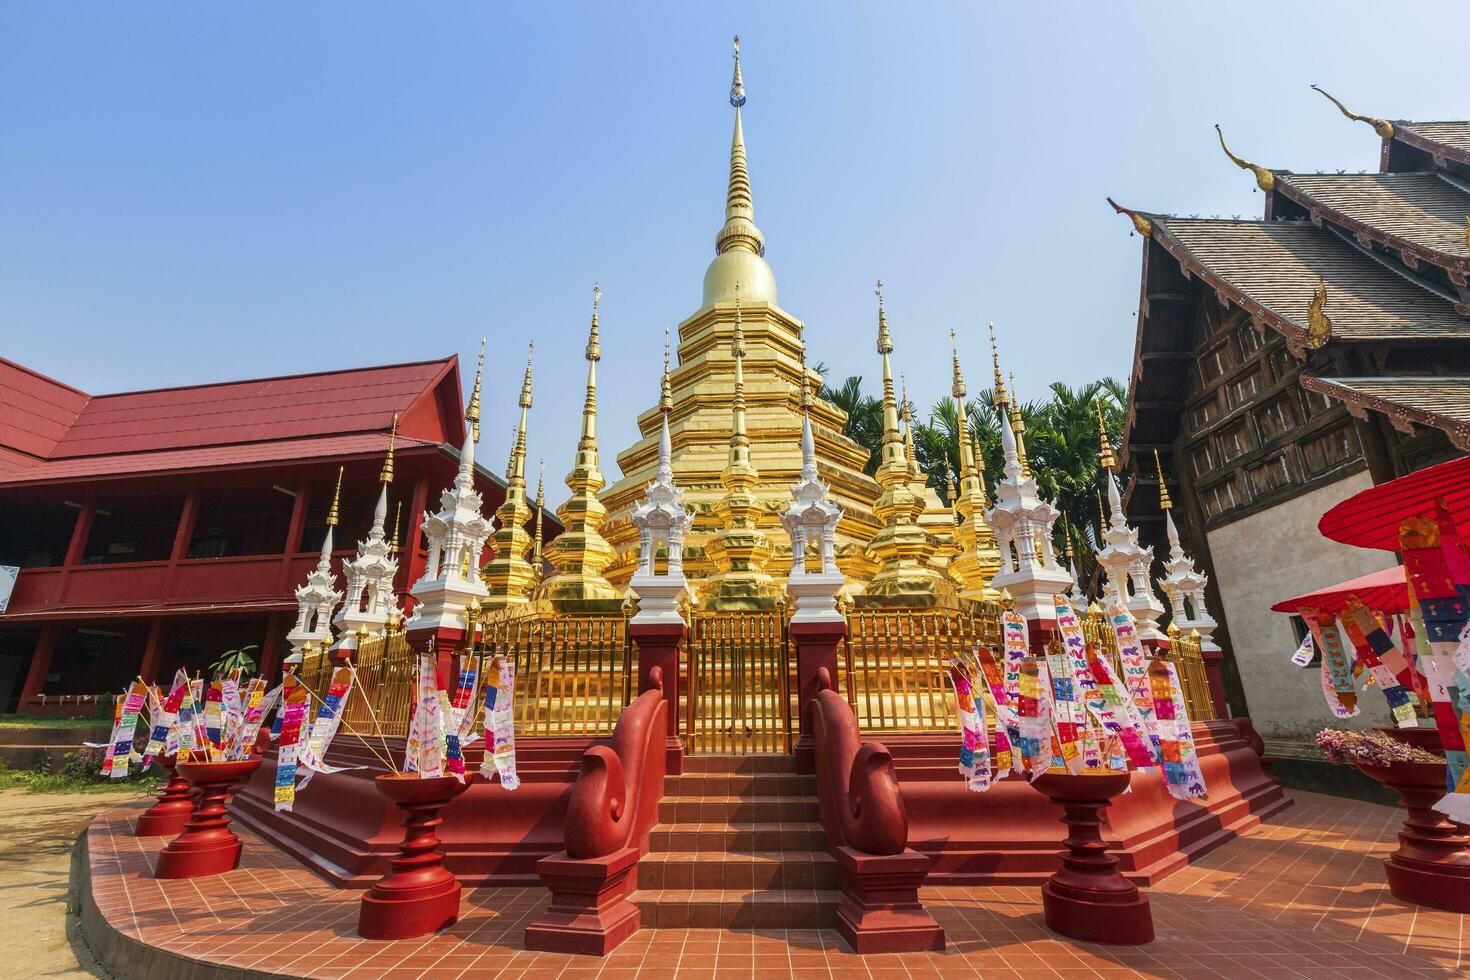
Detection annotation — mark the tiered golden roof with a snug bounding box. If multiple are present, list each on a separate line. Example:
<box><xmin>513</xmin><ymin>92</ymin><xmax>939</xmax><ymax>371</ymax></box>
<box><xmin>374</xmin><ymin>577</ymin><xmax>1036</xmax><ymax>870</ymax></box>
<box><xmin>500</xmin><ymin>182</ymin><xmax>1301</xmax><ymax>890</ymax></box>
<box><xmin>482</xmin><ymin>346</ymin><xmax>538</xmax><ymax>609</ymax></box>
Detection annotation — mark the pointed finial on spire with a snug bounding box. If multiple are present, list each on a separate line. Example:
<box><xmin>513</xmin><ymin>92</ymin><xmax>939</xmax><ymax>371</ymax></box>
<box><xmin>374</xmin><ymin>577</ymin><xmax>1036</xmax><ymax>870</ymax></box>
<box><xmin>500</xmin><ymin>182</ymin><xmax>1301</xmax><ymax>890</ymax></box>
<box><xmin>1063</xmin><ymin>518</ymin><xmax>1074</xmax><ymax>560</ymax></box>
<box><xmin>326</xmin><ymin>465</ymin><xmax>344</xmax><ymax>527</ymax></box>
<box><xmin>380</xmin><ymin>413</ymin><xmax>398</xmax><ymax>484</ymax></box>
<box><xmin>1154</xmin><ymin>449</ymin><xmax>1172</xmax><ymax>511</ymax></box>
<box><xmin>1215</xmin><ymin>124</ymin><xmax>1275</xmax><ymax>192</ymax></box>
<box><xmin>586</xmin><ymin>284</ymin><xmax>602</xmax><ymax>362</ymax></box>
<box><xmin>533</xmin><ymin>459</ymin><xmax>545</xmax><ymax>564</ymax></box>
<box><xmin>466</xmin><ymin>338</ymin><xmax>486</xmax><ymax>443</ymax></box>
<box><xmin>1311</xmin><ymin>85</ymin><xmax>1394</xmax><ymax>138</ymax></box>
<box><xmin>519</xmin><ymin>343</ymin><xmax>535</xmax><ymax>409</ymax></box>
<box><xmin>875</xmin><ymin>281</ymin><xmax>893</xmax><ymax>354</ymax></box>
<box><xmin>731</xmin><ymin>281</ymin><xmax>747</xmax><ymax>358</ymax></box>
<box><xmin>1097</xmin><ymin>488</ymin><xmax>1108</xmax><ymax>534</ymax></box>
<box><xmin>799</xmin><ymin>345</ymin><xmax>812</xmax><ymax>412</ymax></box>
<box><xmin>660</xmin><ymin>328</ymin><xmax>673</xmax><ymax>412</ymax></box>
<box><xmin>730</xmin><ymin>35</ymin><xmax>746</xmax><ymax>107</ymax></box>
<box><xmin>390</xmin><ymin>501</ymin><xmax>402</xmax><ymax>555</ymax></box>
<box><xmin>950</xmin><ymin>329</ymin><xmax>967</xmax><ymax>399</ymax></box>
<box><xmin>946</xmin><ymin>469</ymin><xmax>958</xmax><ymax>507</ymax></box>
<box><xmin>1096</xmin><ymin>400</ymin><xmax>1117</xmax><ymax>472</ymax></box>
<box><xmin>989</xmin><ymin>322</ymin><xmax>1009</xmax><ymax>406</ymax></box>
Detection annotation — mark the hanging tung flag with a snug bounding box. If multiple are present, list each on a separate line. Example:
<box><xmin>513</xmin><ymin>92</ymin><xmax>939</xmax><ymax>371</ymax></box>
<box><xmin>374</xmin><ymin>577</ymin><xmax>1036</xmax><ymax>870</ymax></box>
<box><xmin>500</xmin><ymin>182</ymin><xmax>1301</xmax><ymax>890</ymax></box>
<box><xmin>479</xmin><ymin>656</ymin><xmax>519</xmax><ymax>790</ymax></box>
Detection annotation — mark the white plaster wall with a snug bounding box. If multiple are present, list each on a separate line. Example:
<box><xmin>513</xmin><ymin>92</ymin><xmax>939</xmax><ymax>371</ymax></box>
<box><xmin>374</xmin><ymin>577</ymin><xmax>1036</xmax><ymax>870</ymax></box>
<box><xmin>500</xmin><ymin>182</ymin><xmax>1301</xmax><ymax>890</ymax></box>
<box><xmin>1205</xmin><ymin>470</ymin><xmax>1398</xmax><ymax>744</ymax></box>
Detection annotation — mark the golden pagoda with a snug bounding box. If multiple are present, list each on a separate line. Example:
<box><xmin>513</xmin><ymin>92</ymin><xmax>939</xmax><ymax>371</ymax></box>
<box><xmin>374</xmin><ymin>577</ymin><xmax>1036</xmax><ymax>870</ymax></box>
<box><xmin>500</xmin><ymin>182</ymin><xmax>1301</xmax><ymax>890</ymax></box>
<box><xmin>700</xmin><ymin>285</ymin><xmax>782</xmax><ymax>609</ymax></box>
<box><xmin>946</xmin><ymin>331</ymin><xmax>1002</xmax><ymax>599</ymax></box>
<box><xmin>482</xmin><ymin>345</ymin><xmax>537</xmax><ymax>609</ymax></box>
<box><xmin>599</xmin><ymin>37</ymin><xmax>882</xmax><ymax>591</ymax></box>
<box><xmin>857</xmin><ymin>283</ymin><xmax>955</xmax><ymax>607</ymax></box>
<box><xmin>533</xmin><ymin>287</ymin><xmax>623</xmax><ymax>612</ymax></box>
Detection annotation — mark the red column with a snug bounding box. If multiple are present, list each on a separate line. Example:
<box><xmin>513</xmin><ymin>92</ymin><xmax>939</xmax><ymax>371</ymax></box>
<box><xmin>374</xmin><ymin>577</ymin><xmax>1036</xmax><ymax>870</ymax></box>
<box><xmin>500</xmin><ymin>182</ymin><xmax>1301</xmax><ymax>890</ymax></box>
<box><xmin>258</xmin><ymin>612</ymin><xmax>286</xmax><ymax>679</ymax></box>
<box><xmin>400</xmin><ymin>475</ymin><xmax>430</xmax><ymax>614</ymax></box>
<box><xmin>17</xmin><ymin>623</ymin><xmax>60</xmax><ymax>710</ymax></box>
<box><xmin>1201</xmin><ymin>648</ymin><xmax>1228</xmax><ymax>720</ymax></box>
<box><xmin>161</xmin><ymin>488</ymin><xmax>199</xmax><ymax>597</ymax></box>
<box><xmin>63</xmin><ymin>498</ymin><xmax>95</xmax><ymax>566</ymax></box>
<box><xmin>630</xmin><ymin>620</ymin><xmax>685</xmax><ymax>775</ymax></box>
<box><xmin>138</xmin><ymin>619</ymin><xmax>168</xmax><ymax>683</ymax></box>
<box><xmin>276</xmin><ymin>480</ymin><xmax>312</xmax><ymax>591</ymax></box>
<box><xmin>790</xmin><ymin>619</ymin><xmax>846</xmax><ymax>774</ymax></box>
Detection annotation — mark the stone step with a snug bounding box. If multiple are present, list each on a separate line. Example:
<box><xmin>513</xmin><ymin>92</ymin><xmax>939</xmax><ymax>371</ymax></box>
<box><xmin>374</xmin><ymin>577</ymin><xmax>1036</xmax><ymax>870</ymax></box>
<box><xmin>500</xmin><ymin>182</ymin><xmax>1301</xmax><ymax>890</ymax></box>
<box><xmin>631</xmin><ymin>889</ymin><xmax>840</xmax><ymax>929</ymax></box>
<box><xmin>658</xmin><ymin>795</ymin><xmax>821</xmax><ymax>825</ymax></box>
<box><xmin>637</xmin><ymin>849</ymin><xmax>837</xmax><ymax>890</ymax></box>
<box><xmin>0</xmin><ymin>725</ymin><xmax>111</xmax><ymax>746</ymax></box>
<box><xmin>649</xmin><ymin>820</ymin><xmax>826</xmax><ymax>853</ymax></box>
<box><xmin>664</xmin><ymin>771</ymin><xmax>816</xmax><ymax>797</ymax></box>
<box><xmin>0</xmin><ymin>745</ymin><xmax>83</xmax><ymax>771</ymax></box>
<box><xmin>680</xmin><ymin>754</ymin><xmax>798</xmax><ymax>774</ymax></box>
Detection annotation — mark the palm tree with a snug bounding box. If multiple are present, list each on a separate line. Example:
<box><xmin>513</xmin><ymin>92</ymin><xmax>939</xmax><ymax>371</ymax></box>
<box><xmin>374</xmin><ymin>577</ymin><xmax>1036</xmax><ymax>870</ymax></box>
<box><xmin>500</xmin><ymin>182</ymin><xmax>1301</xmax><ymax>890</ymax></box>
<box><xmin>819</xmin><ymin>375</ymin><xmax>884</xmax><ymax>475</ymax></box>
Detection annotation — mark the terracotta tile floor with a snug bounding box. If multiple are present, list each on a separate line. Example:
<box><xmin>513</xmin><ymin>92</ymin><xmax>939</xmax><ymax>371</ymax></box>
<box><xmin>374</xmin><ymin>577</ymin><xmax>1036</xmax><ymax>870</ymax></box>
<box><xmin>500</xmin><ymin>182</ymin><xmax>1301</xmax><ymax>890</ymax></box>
<box><xmin>84</xmin><ymin>790</ymin><xmax>1465</xmax><ymax>978</ymax></box>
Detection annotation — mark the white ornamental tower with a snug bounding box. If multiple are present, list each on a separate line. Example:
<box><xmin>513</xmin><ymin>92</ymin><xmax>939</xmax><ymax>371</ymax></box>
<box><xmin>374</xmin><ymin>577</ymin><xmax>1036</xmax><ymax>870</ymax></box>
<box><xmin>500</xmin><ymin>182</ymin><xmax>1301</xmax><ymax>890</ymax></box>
<box><xmin>286</xmin><ymin>466</ymin><xmax>345</xmax><ymax>656</ymax></box>
<box><xmin>1153</xmin><ymin>451</ymin><xmax>1220</xmax><ymax>653</ymax></box>
<box><xmin>629</xmin><ymin>337</ymin><xmax>696</xmax><ymax>626</ymax></box>
<box><xmin>407</xmin><ymin>342</ymin><xmax>494</xmax><ymax>639</ymax></box>
<box><xmin>332</xmin><ymin>415</ymin><xmax>403</xmax><ymax>657</ymax></box>
<box><xmin>982</xmin><ymin>327</ymin><xmax>1071</xmax><ymax>624</ymax></box>
<box><xmin>1093</xmin><ymin>406</ymin><xmax>1167</xmax><ymax>642</ymax></box>
<box><xmin>781</xmin><ymin>356</ymin><xmax>844</xmax><ymax>623</ymax></box>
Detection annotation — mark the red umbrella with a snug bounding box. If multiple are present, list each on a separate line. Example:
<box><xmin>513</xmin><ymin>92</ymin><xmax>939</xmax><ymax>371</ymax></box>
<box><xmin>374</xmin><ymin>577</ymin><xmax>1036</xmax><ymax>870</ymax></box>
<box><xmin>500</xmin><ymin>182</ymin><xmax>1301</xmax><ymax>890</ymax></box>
<box><xmin>1318</xmin><ymin>454</ymin><xmax>1470</xmax><ymax>552</ymax></box>
<box><xmin>1271</xmin><ymin>565</ymin><xmax>1408</xmax><ymax>617</ymax></box>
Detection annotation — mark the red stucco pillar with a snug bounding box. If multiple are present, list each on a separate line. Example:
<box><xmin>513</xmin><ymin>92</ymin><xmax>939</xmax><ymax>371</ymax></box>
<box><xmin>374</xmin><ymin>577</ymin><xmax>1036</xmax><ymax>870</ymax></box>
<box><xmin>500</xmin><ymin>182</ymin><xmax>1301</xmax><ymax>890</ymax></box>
<box><xmin>138</xmin><ymin>620</ymin><xmax>168</xmax><ymax>683</ymax></box>
<box><xmin>18</xmin><ymin>623</ymin><xmax>60</xmax><ymax>710</ymax></box>
<box><xmin>1202</xmin><ymin>648</ymin><xmax>1228</xmax><ymax>720</ymax></box>
<box><xmin>258</xmin><ymin>612</ymin><xmax>286</xmax><ymax>679</ymax></box>
<box><xmin>630</xmin><ymin>620</ymin><xmax>685</xmax><ymax>775</ymax></box>
<box><xmin>790</xmin><ymin>619</ymin><xmax>846</xmax><ymax>774</ymax></box>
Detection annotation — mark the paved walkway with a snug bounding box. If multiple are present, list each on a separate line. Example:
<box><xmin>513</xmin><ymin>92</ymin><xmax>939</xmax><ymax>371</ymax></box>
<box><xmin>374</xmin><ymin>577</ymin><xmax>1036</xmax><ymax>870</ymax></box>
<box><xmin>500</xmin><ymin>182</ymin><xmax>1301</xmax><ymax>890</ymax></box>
<box><xmin>79</xmin><ymin>789</ymin><xmax>1464</xmax><ymax>979</ymax></box>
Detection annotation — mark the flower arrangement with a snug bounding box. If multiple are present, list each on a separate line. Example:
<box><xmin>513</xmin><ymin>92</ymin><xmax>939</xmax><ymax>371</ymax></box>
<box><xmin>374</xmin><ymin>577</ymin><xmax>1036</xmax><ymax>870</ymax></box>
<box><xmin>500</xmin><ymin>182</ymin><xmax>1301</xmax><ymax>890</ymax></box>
<box><xmin>1316</xmin><ymin>728</ymin><xmax>1441</xmax><ymax>766</ymax></box>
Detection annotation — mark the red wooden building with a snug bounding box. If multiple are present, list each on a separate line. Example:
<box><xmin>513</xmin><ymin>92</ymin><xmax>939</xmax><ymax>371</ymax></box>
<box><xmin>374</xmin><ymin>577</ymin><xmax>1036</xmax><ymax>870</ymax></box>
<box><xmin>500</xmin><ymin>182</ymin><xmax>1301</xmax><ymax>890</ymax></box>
<box><xmin>0</xmin><ymin>354</ymin><xmax>556</xmax><ymax>714</ymax></box>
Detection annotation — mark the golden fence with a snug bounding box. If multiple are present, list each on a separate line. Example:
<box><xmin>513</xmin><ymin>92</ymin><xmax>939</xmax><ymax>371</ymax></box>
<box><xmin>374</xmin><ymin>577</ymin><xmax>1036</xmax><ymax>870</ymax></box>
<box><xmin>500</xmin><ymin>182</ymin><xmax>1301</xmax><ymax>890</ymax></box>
<box><xmin>842</xmin><ymin>603</ymin><xmax>1002</xmax><ymax>732</ymax></box>
<box><xmin>1168</xmin><ymin>628</ymin><xmax>1216</xmax><ymax>721</ymax></box>
<box><xmin>481</xmin><ymin>612</ymin><xmax>633</xmax><ymax>737</ymax></box>
<box><xmin>686</xmin><ymin>610</ymin><xmax>792</xmax><ymax>754</ymax></box>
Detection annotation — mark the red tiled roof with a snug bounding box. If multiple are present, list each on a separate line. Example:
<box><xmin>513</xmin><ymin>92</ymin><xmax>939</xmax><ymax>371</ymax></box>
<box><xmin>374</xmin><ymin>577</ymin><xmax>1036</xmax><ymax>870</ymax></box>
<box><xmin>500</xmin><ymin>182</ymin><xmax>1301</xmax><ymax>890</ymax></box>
<box><xmin>52</xmin><ymin>358</ymin><xmax>455</xmax><ymax>458</ymax></box>
<box><xmin>0</xmin><ymin>358</ymin><xmax>90</xmax><ymax>461</ymax></box>
<box><xmin>0</xmin><ymin>432</ymin><xmax>439</xmax><ymax>486</ymax></box>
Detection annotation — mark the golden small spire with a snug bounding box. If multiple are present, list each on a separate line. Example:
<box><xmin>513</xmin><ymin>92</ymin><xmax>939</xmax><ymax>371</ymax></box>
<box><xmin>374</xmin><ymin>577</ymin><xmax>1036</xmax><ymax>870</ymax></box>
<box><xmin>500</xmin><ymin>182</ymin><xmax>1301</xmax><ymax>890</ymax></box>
<box><xmin>799</xmin><ymin>345</ymin><xmax>812</xmax><ymax>412</ymax></box>
<box><xmin>519</xmin><ymin>343</ymin><xmax>535</xmax><ymax>410</ymax></box>
<box><xmin>875</xmin><ymin>280</ymin><xmax>893</xmax><ymax>355</ymax></box>
<box><xmin>1106</xmin><ymin>197</ymin><xmax>1154</xmax><ymax>237</ymax></box>
<box><xmin>1097</xmin><ymin>488</ymin><xmax>1108</xmax><ymax>534</ymax></box>
<box><xmin>1009</xmin><ymin>372</ymin><xmax>1030</xmax><ymax>478</ymax></box>
<box><xmin>326</xmin><ymin>465</ymin><xmax>344</xmax><ymax>527</ymax></box>
<box><xmin>587</xmin><ymin>283</ymin><xmax>602</xmax><ymax>361</ymax></box>
<box><xmin>1096</xmin><ymin>400</ymin><xmax>1117</xmax><ymax>472</ymax></box>
<box><xmin>730</xmin><ymin>34</ymin><xmax>745</xmax><ymax>108</ymax></box>
<box><xmin>379</xmin><ymin>413</ymin><xmax>398</xmax><ymax>484</ymax></box>
<box><xmin>532</xmin><ymin>460</ymin><xmax>545</xmax><ymax>566</ymax></box>
<box><xmin>950</xmin><ymin>329</ymin><xmax>967</xmax><ymax>400</ymax></box>
<box><xmin>465</xmin><ymin>338</ymin><xmax>485</xmax><ymax>443</ymax></box>
<box><xmin>900</xmin><ymin>371</ymin><xmax>919</xmax><ymax>476</ymax></box>
<box><xmin>1063</xmin><ymin>518</ymin><xmax>1074</xmax><ymax>561</ymax></box>
<box><xmin>946</xmin><ymin>469</ymin><xmax>958</xmax><ymax>508</ymax></box>
<box><xmin>989</xmin><ymin>322</ymin><xmax>1009</xmax><ymax>406</ymax></box>
<box><xmin>1154</xmin><ymin>449</ymin><xmax>1172</xmax><ymax>511</ymax></box>
<box><xmin>660</xmin><ymin>328</ymin><xmax>673</xmax><ymax>412</ymax></box>
<box><xmin>1306</xmin><ymin>280</ymin><xmax>1332</xmax><ymax>349</ymax></box>
<box><xmin>1215</xmin><ymin>124</ymin><xmax>1275</xmax><ymax>192</ymax></box>
<box><xmin>1311</xmin><ymin>85</ymin><xmax>1394</xmax><ymax>139</ymax></box>
<box><xmin>389</xmin><ymin>501</ymin><xmax>402</xmax><ymax>555</ymax></box>
<box><xmin>731</xmin><ymin>283</ymin><xmax>747</xmax><ymax>359</ymax></box>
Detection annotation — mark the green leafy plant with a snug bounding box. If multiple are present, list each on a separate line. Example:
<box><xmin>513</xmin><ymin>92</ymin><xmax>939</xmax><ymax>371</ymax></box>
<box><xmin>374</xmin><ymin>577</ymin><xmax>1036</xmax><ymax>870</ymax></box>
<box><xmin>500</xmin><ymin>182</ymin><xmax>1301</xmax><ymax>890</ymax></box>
<box><xmin>211</xmin><ymin>644</ymin><xmax>259</xmax><ymax>678</ymax></box>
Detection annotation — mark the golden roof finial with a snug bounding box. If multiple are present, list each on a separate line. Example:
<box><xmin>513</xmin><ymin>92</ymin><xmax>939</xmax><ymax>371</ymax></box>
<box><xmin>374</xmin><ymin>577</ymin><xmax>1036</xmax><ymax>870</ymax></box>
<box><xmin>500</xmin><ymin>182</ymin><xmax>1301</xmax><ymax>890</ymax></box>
<box><xmin>1096</xmin><ymin>400</ymin><xmax>1117</xmax><ymax>472</ymax></box>
<box><xmin>379</xmin><ymin>413</ymin><xmax>397</xmax><ymax>484</ymax></box>
<box><xmin>1106</xmin><ymin>197</ymin><xmax>1153</xmax><ymax>237</ymax></box>
<box><xmin>717</xmin><ymin>35</ymin><xmax>762</xmax><ymax>256</ymax></box>
<box><xmin>730</xmin><ymin>34</ymin><xmax>745</xmax><ymax>108</ymax></box>
<box><xmin>326</xmin><ymin>465</ymin><xmax>344</xmax><ymax>527</ymax></box>
<box><xmin>1311</xmin><ymin>85</ymin><xmax>1394</xmax><ymax>139</ymax></box>
<box><xmin>1307</xmin><ymin>280</ymin><xmax>1332</xmax><ymax>349</ymax></box>
<box><xmin>989</xmin><ymin>322</ymin><xmax>1009</xmax><ymax>406</ymax></box>
<box><xmin>799</xmin><ymin>345</ymin><xmax>812</xmax><ymax>412</ymax></box>
<box><xmin>660</xmin><ymin>328</ymin><xmax>673</xmax><ymax>412</ymax></box>
<box><xmin>532</xmin><ymin>459</ymin><xmax>545</xmax><ymax>564</ymax></box>
<box><xmin>1097</xmin><ymin>487</ymin><xmax>1108</xmax><ymax>534</ymax></box>
<box><xmin>465</xmin><ymin>337</ymin><xmax>486</xmax><ymax>442</ymax></box>
<box><xmin>586</xmin><ymin>283</ymin><xmax>602</xmax><ymax>362</ymax></box>
<box><xmin>1154</xmin><ymin>449</ymin><xmax>1172</xmax><ymax>511</ymax></box>
<box><xmin>519</xmin><ymin>343</ymin><xmax>535</xmax><ymax>409</ymax></box>
<box><xmin>731</xmin><ymin>281</ymin><xmax>747</xmax><ymax>359</ymax></box>
<box><xmin>389</xmin><ymin>500</ymin><xmax>402</xmax><ymax>555</ymax></box>
<box><xmin>875</xmin><ymin>280</ymin><xmax>893</xmax><ymax>354</ymax></box>
<box><xmin>949</xmin><ymin>329</ymin><xmax>967</xmax><ymax>400</ymax></box>
<box><xmin>1215</xmin><ymin>124</ymin><xmax>1275</xmax><ymax>192</ymax></box>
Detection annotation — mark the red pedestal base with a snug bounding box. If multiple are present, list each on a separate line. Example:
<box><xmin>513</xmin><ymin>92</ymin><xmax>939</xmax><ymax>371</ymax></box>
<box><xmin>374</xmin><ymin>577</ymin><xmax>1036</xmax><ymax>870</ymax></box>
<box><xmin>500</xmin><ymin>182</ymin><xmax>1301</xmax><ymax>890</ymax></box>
<box><xmin>153</xmin><ymin>758</ymin><xmax>262</xmax><ymax>879</ymax></box>
<box><xmin>134</xmin><ymin>755</ymin><xmax>195</xmax><ymax>838</ymax></box>
<box><xmin>524</xmin><ymin>845</ymin><xmax>641</xmax><ymax>955</ymax></box>
<box><xmin>833</xmin><ymin>845</ymin><xmax>945</xmax><ymax>953</ymax></box>
<box><xmin>1357</xmin><ymin>759</ymin><xmax>1470</xmax><ymax>913</ymax></box>
<box><xmin>358</xmin><ymin>773</ymin><xmax>470</xmax><ymax>940</ymax></box>
<box><xmin>1033</xmin><ymin>772</ymin><xmax>1154</xmax><ymax>945</ymax></box>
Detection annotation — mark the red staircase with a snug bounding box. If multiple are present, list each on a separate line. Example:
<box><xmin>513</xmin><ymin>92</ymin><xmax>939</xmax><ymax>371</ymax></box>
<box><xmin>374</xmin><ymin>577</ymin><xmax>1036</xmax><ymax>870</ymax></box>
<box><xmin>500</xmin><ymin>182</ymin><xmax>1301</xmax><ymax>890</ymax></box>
<box><xmin>633</xmin><ymin>754</ymin><xmax>840</xmax><ymax>928</ymax></box>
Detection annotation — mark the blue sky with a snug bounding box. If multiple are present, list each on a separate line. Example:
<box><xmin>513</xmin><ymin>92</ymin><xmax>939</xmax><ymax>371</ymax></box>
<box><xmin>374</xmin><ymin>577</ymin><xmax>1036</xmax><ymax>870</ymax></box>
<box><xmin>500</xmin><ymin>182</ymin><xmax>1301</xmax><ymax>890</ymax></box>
<box><xmin>3</xmin><ymin>3</ymin><xmax>1466</xmax><ymax>505</ymax></box>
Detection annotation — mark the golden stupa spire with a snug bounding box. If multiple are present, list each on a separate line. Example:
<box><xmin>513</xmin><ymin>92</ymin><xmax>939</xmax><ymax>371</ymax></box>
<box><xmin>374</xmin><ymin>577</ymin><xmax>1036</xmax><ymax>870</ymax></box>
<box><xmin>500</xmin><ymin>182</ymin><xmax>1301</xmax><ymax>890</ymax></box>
<box><xmin>728</xmin><ymin>282</ymin><xmax>751</xmax><ymax>466</ymax></box>
<box><xmin>1097</xmin><ymin>487</ymin><xmax>1109</xmax><ymax>534</ymax></box>
<box><xmin>465</xmin><ymin>338</ymin><xmax>485</xmax><ymax>443</ymax></box>
<box><xmin>660</xmin><ymin>328</ymin><xmax>673</xmax><ymax>412</ymax></box>
<box><xmin>484</xmin><ymin>344</ymin><xmax>538</xmax><ymax>609</ymax></box>
<box><xmin>1008</xmin><ymin>372</ymin><xmax>1030</xmax><ymax>479</ymax></box>
<box><xmin>947</xmin><ymin>329</ymin><xmax>1000</xmax><ymax>599</ymax></box>
<box><xmin>875</xmin><ymin>281</ymin><xmax>905</xmax><ymax>481</ymax></box>
<box><xmin>900</xmin><ymin>371</ymin><xmax>920</xmax><ymax>480</ymax></box>
<box><xmin>326</xmin><ymin>465</ymin><xmax>343</xmax><ymax>527</ymax></box>
<box><xmin>534</xmin><ymin>287</ymin><xmax>620</xmax><ymax>610</ymax></box>
<box><xmin>389</xmin><ymin>501</ymin><xmax>402</xmax><ymax>556</ymax></box>
<box><xmin>1215</xmin><ymin>124</ymin><xmax>1275</xmax><ymax>192</ymax></box>
<box><xmin>799</xmin><ymin>345</ymin><xmax>813</xmax><ymax>413</ymax></box>
<box><xmin>1154</xmin><ymin>449</ymin><xmax>1172</xmax><ymax>511</ymax></box>
<box><xmin>989</xmin><ymin>321</ymin><xmax>1009</xmax><ymax>407</ymax></box>
<box><xmin>1096</xmin><ymin>400</ymin><xmax>1118</xmax><ymax>473</ymax></box>
<box><xmin>1311</xmin><ymin>85</ymin><xmax>1394</xmax><ymax>138</ymax></box>
<box><xmin>379</xmin><ymin>413</ymin><xmax>398</xmax><ymax>484</ymax></box>
<box><xmin>717</xmin><ymin>35</ymin><xmax>764</xmax><ymax>257</ymax></box>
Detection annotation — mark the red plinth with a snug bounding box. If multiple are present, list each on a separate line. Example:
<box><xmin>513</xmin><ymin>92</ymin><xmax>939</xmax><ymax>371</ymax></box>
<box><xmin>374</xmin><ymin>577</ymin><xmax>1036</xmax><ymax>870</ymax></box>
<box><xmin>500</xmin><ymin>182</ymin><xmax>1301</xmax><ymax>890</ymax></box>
<box><xmin>357</xmin><ymin>773</ymin><xmax>470</xmax><ymax>940</ymax></box>
<box><xmin>1356</xmin><ymin>759</ymin><xmax>1470</xmax><ymax>913</ymax></box>
<box><xmin>790</xmin><ymin>619</ymin><xmax>846</xmax><ymax>775</ymax></box>
<box><xmin>134</xmin><ymin>754</ymin><xmax>195</xmax><ymax>838</ymax></box>
<box><xmin>833</xmin><ymin>845</ymin><xmax>945</xmax><ymax>953</ymax></box>
<box><xmin>524</xmin><ymin>845</ymin><xmax>642</xmax><ymax>955</ymax></box>
<box><xmin>1032</xmin><ymin>771</ymin><xmax>1154</xmax><ymax>945</ymax></box>
<box><xmin>153</xmin><ymin>757</ymin><xmax>262</xmax><ymax>879</ymax></box>
<box><xmin>631</xmin><ymin>620</ymin><xmax>686</xmax><ymax>775</ymax></box>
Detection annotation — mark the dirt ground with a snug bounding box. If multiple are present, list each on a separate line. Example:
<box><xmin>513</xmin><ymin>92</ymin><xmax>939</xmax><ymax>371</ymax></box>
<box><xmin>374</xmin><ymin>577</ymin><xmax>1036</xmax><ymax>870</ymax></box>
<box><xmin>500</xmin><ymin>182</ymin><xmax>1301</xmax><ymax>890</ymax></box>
<box><xmin>0</xmin><ymin>788</ymin><xmax>147</xmax><ymax>978</ymax></box>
